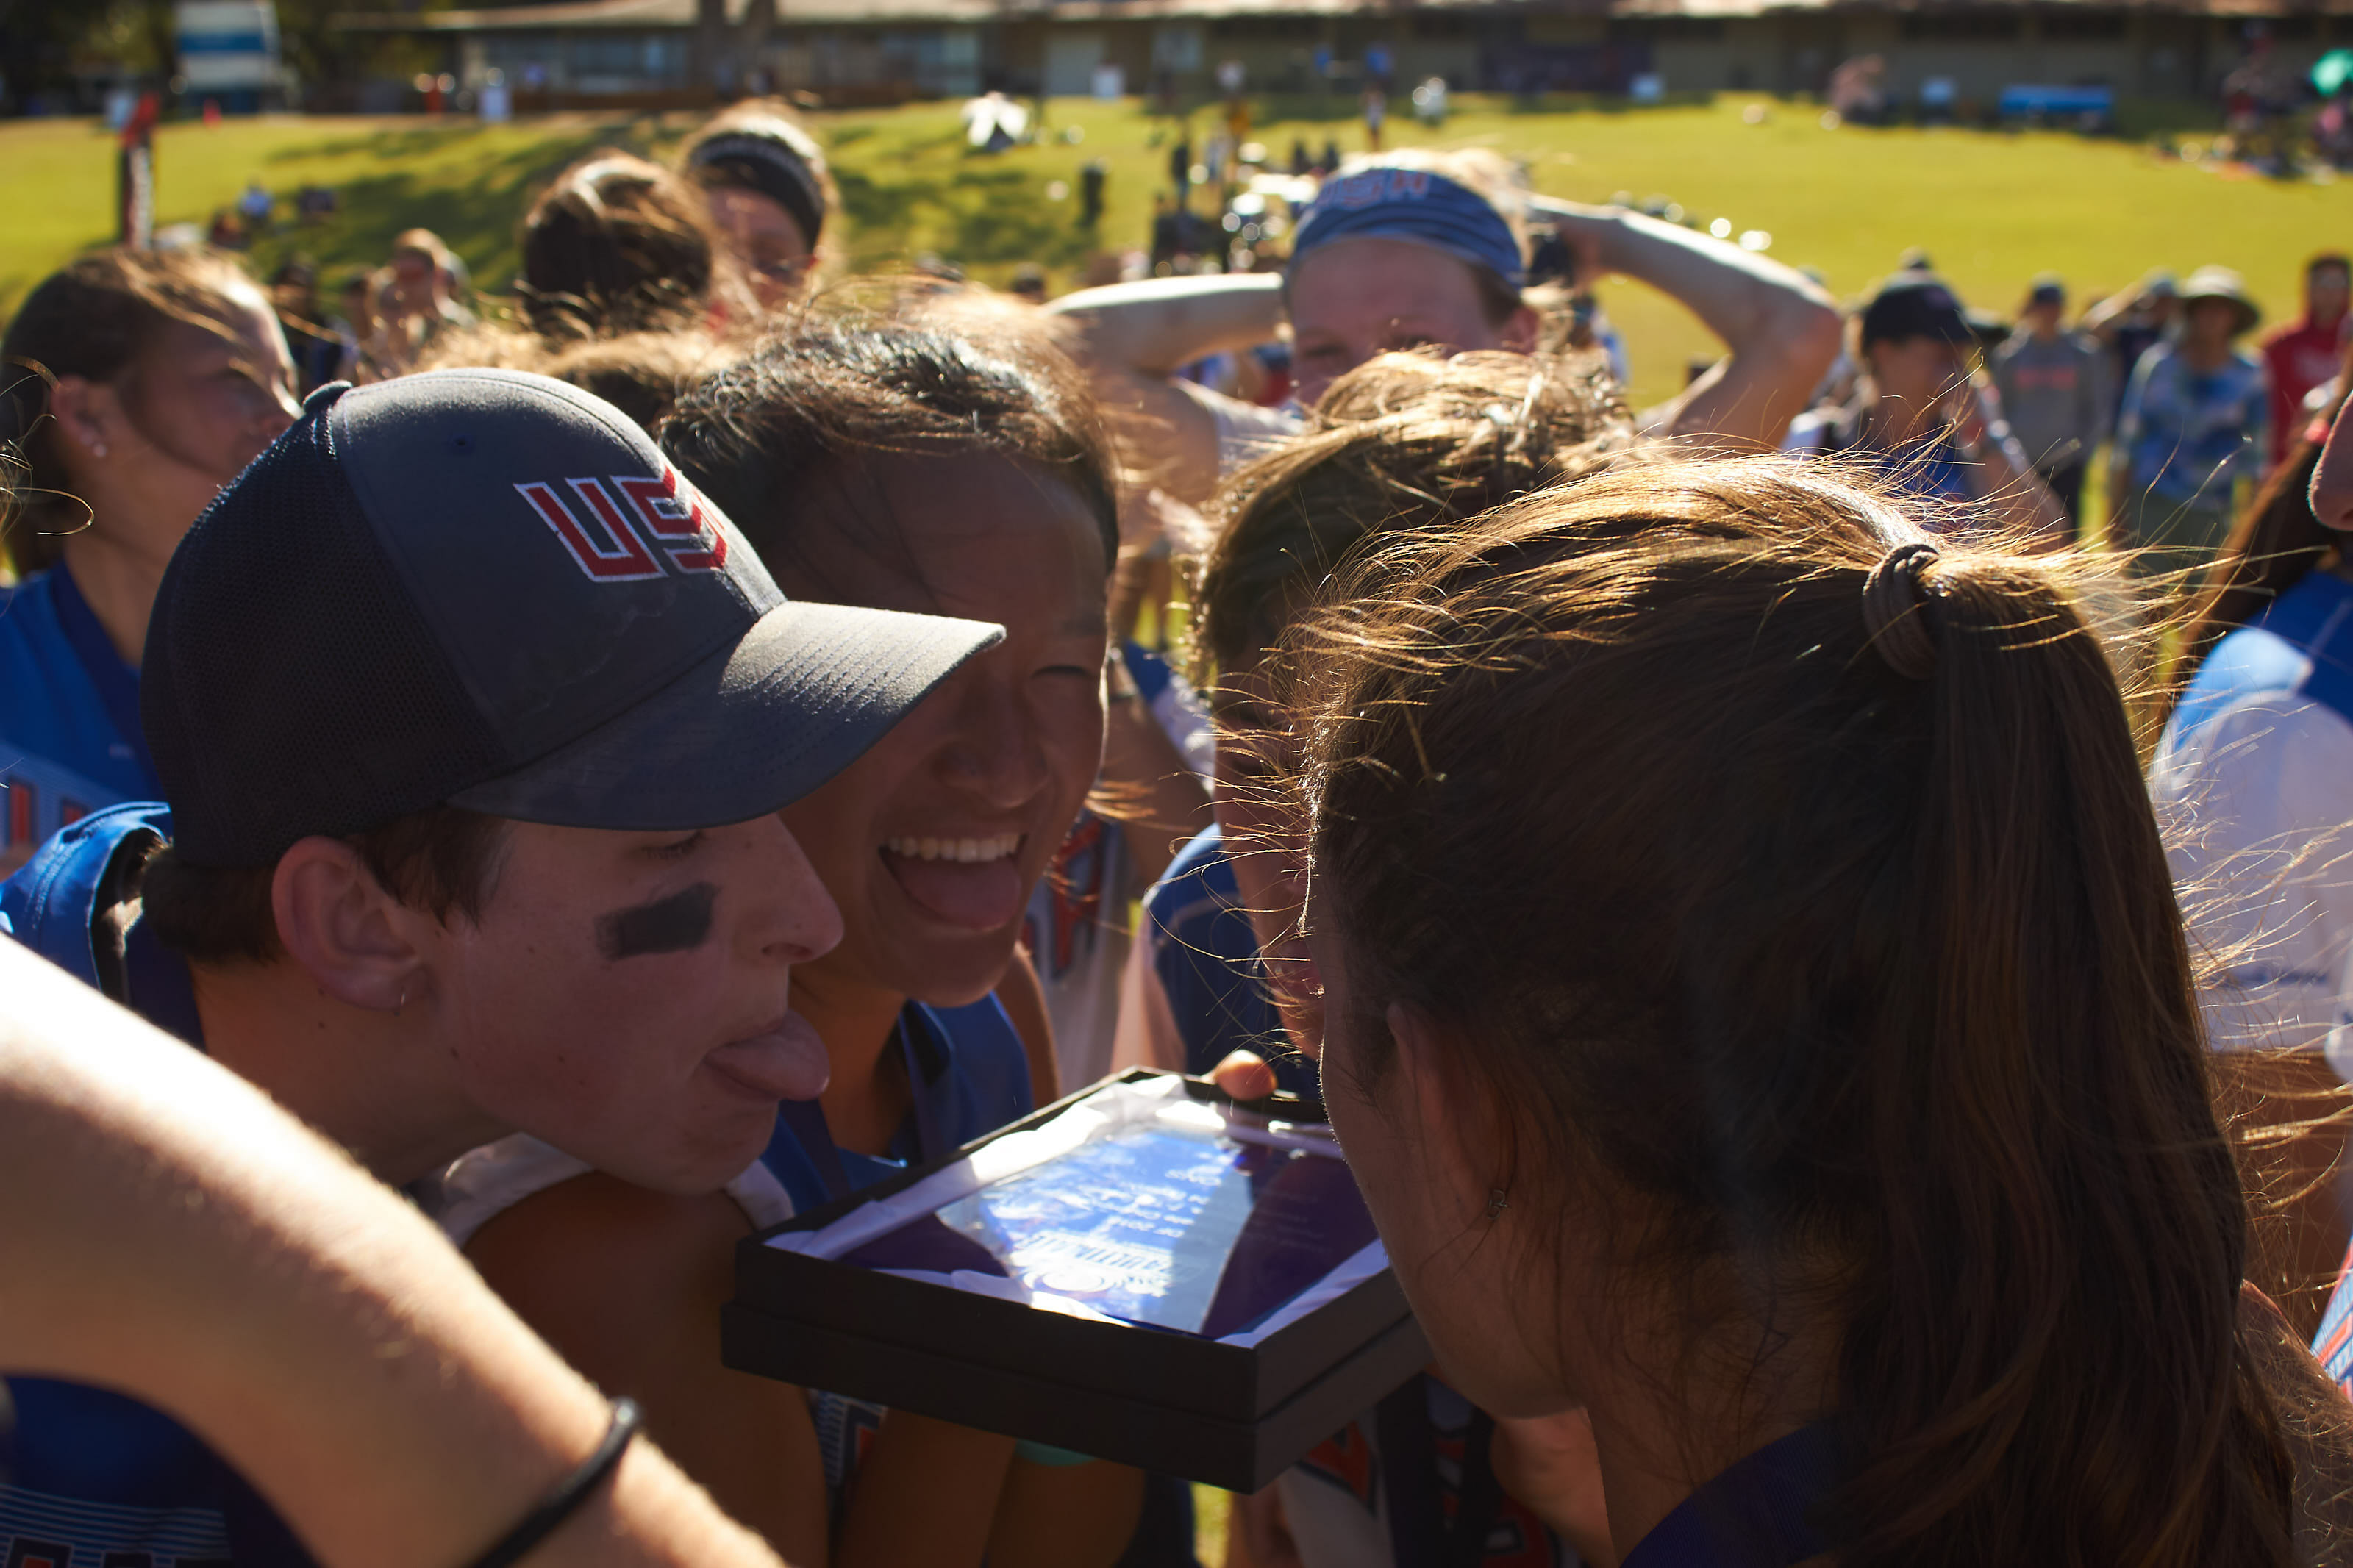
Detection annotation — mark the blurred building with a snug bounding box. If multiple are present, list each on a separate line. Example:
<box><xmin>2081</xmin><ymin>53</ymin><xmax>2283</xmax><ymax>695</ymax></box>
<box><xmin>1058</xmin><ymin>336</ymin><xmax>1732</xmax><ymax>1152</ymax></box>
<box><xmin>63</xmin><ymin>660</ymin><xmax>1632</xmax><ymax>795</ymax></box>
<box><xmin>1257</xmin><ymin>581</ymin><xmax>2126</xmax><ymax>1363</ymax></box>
<box><xmin>340</xmin><ymin>0</ymin><xmax>2353</xmax><ymax>112</ymax></box>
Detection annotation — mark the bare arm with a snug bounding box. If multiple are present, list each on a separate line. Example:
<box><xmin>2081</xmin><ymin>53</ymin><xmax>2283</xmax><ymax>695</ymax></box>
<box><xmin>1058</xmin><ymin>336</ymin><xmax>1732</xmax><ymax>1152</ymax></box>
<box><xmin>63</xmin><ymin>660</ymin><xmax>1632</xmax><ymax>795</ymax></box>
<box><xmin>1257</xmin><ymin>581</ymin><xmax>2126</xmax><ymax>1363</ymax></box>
<box><xmin>1528</xmin><ymin>198</ymin><xmax>1842</xmax><ymax>450</ymax></box>
<box><xmin>1049</xmin><ymin>275</ymin><xmax>1288</xmax><ymax>503</ymax></box>
<box><xmin>1048</xmin><ymin>273</ymin><xmax>1287</xmax><ymax>378</ymax></box>
<box><xmin>0</xmin><ymin>940</ymin><xmax>783</xmax><ymax>1568</ymax></box>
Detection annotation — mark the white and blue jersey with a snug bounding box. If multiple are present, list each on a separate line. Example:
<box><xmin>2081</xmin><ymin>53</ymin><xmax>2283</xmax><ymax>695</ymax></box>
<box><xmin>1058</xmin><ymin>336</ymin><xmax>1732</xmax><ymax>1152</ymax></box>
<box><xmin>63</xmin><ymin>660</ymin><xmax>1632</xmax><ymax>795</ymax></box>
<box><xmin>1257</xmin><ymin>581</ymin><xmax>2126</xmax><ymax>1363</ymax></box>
<box><xmin>2152</xmin><ymin>569</ymin><xmax>2353</xmax><ymax>1064</ymax></box>
<box><xmin>1</xmin><ymin>805</ymin><xmax>314</xmax><ymax>1567</ymax></box>
<box><xmin>0</xmin><ymin>568</ymin><xmax>163</xmax><ymax>855</ymax></box>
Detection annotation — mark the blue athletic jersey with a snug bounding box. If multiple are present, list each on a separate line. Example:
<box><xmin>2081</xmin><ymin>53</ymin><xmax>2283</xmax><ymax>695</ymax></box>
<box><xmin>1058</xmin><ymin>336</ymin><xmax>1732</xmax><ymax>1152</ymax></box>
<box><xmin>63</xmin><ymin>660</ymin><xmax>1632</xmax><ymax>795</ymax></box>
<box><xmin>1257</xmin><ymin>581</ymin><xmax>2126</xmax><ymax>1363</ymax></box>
<box><xmin>0</xmin><ymin>568</ymin><xmax>162</xmax><ymax>855</ymax></box>
<box><xmin>2166</xmin><ymin>570</ymin><xmax>2353</xmax><ymax>753</ymax></box>
<box><xmin>1140</xmin><ymin>825</ymin><xmax>1318</xmax><ymax>1098</ymax></box>
<box><xmin>1</xmin><ymin>805</ymin><xmax>312</xmax><ymax>1568</ymax></box>
<box><xmin>759</xmin><ymin>997</ymin><xmax>1035</xmax><ymax>1503</ymax></box>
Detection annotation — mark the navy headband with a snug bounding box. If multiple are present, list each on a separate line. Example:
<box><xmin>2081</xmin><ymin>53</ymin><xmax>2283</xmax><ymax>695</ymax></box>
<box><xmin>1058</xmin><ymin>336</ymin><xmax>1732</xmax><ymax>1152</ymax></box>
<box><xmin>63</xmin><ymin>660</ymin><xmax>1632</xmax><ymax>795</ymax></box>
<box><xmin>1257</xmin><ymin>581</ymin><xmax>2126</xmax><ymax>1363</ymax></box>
<box><xmin>691</xmin><ymin>128</ymin><xmax>826</xmax><ymax>250</ymax></box>
<box><xmin>1288</xmin><ymin>165</ymin><xmax>1525</xmax><ymax>292</ymax></box>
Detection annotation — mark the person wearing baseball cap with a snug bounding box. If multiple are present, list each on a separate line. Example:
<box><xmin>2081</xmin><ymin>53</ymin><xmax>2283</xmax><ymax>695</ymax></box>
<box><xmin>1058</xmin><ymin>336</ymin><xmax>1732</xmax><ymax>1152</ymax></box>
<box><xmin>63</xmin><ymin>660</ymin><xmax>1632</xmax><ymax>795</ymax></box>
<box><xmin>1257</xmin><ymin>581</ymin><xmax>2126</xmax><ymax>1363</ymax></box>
<box><xmin>1046</xmin><ymin>147</ymin><xmax>1839</xmax><ymax>501</ymax></box>
<box><xmin>0</xmin><ymin>367</ymin><xmax>998</xmax><ymax>1565</ymax></box>
<box><xmin>2112</xmin><ymin>264</ymin><xmax>2270</xmax><ymax>579</ymax></box>
<box><xmin>1785</xmin><ymin>272</ymin><xmax>2068</xmax><ymax>545</ymax></box>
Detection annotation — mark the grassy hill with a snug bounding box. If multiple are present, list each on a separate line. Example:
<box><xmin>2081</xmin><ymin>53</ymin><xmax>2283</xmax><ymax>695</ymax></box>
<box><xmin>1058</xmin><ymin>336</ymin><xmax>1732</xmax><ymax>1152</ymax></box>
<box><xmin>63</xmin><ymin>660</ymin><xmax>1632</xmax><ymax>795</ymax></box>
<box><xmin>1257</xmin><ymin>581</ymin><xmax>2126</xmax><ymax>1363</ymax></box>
<box><xmin>1</xmin><ymin>94</ymin><xmax>2346</xmax><ymax>407</ymax></box>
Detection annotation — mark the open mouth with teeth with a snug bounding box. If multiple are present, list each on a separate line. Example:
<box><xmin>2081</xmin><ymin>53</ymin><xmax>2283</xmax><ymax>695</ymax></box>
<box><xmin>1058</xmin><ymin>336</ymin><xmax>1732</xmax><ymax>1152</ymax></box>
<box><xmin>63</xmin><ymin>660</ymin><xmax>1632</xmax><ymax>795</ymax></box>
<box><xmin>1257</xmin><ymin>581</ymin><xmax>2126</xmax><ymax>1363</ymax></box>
<box><xmin>879</xmin><ymin>833</ymin><xmax>1028</xmax><ymax>931</ymax></box>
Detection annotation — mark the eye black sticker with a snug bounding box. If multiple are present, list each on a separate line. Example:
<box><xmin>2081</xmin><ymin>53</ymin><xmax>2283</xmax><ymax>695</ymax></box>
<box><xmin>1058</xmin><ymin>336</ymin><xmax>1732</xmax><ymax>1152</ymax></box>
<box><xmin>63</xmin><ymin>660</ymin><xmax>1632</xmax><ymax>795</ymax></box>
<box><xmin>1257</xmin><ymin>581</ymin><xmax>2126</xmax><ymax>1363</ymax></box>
<box><xmin>596</xmin><ymin>882</ymin><xmax>718</xmax><ymax>961</ymax></box>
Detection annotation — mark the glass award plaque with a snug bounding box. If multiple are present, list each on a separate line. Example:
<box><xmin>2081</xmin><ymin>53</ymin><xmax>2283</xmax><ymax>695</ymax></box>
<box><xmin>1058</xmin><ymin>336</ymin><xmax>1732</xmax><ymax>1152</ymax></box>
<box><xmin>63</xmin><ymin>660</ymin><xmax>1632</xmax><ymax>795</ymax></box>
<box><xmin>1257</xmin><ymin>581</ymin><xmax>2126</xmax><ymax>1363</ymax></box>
<box><xmin>830</xmin><ymin>1086</ymin><xmax>1380</xmax><ymax>1340</ymax></box>
<box><xmin>726</xmin><ymin>1071</ymin><xmax>1427</xmax><ymax>1489</ymax></box>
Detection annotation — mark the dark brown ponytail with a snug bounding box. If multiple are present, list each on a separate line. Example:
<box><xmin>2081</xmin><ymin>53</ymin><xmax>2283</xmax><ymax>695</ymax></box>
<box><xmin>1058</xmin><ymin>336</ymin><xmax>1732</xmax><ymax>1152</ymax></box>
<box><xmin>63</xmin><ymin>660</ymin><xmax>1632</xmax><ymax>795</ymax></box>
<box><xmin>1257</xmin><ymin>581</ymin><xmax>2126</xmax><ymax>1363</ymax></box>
<box><xmin>1299</xmin><ymin>457</ymin><xmax>2317</xmax><ymax>1566</ymax></box>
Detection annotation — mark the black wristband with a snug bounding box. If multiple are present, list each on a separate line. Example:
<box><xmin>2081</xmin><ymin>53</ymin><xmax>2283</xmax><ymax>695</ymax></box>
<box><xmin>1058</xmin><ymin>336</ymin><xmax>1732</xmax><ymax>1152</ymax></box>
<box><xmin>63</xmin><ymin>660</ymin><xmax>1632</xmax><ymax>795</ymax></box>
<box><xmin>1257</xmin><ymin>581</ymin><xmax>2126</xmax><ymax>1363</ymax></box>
<box><xmin>463</xmin><ymin>1398</ymin><xmax>641</xmax><ymax>1568</ymax></box>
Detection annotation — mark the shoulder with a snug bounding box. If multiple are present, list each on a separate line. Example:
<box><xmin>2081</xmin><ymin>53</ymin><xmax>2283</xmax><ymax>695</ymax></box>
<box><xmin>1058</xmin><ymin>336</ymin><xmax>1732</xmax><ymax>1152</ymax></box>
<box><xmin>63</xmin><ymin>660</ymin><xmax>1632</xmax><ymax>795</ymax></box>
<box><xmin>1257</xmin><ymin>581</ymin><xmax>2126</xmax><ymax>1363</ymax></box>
<box><xmin>2157</xmin><ymin>603</ymin><xmax>2353</xmax><ymax>804</ymax></box>
<box><xmin>464</xmin><ymin>1165</ymin><xmax>752</xmax><ymax>1316</ymax></box>
<box><xmin>1145</xmin><ymin>825</ymin><xmax>1237</xmax><ymax>929</ymax></box>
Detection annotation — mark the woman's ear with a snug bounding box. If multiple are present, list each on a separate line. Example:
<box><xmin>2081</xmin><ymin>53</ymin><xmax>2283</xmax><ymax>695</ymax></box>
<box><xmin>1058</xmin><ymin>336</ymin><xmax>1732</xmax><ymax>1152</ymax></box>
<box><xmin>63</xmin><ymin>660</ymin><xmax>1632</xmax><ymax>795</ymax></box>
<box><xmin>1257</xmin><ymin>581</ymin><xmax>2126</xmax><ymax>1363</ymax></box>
<box><xmin>1386</xmin><ymin>999</ymin><xmax>1505</xmax><ymax>1225</ymax></box>
<box><xmin>43</xmin><ymin>376</ymin><xmax>118</xmax><ymax>467</ymax></box>
<box><xmin>271</xmin><ymin>838</ymin><xmax>424</xmax><ymax>1013</ymax></box>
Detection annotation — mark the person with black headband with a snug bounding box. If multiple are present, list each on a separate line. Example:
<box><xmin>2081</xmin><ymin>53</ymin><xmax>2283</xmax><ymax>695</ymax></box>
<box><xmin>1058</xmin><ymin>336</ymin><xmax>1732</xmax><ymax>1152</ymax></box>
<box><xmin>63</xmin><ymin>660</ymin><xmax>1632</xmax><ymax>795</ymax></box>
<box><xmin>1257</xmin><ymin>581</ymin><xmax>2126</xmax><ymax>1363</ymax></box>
<box><xmin>1049</xmin><ymin>148</ymin><xmax>1840</xmax><ymax>504</ymax></box>
<box><xmin>682</xmin><ymin>103</ymin><xmax>837</xmax><ymax>313</ymax></box>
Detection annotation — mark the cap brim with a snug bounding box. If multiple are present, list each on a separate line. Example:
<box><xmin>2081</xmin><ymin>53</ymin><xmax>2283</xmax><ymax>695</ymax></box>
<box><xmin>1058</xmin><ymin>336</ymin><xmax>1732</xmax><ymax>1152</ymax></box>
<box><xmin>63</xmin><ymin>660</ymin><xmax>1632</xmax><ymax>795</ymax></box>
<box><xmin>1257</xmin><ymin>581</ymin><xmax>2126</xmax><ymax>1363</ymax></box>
<box><xmin>448</xmin><ymin>601</ymin><xmax>1001</xmax><ymax>830</ymax></box>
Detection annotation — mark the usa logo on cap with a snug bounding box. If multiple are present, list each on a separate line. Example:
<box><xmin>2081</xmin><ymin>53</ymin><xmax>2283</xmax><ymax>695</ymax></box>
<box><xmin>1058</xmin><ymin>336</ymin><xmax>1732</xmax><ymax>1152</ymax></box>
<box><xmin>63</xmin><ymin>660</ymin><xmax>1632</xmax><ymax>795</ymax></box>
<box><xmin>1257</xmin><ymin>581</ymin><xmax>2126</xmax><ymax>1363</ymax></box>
<box><xmin>515</xmin><ymin>464</ymin><xmax>729</xmax><ymax>583</ymax></box>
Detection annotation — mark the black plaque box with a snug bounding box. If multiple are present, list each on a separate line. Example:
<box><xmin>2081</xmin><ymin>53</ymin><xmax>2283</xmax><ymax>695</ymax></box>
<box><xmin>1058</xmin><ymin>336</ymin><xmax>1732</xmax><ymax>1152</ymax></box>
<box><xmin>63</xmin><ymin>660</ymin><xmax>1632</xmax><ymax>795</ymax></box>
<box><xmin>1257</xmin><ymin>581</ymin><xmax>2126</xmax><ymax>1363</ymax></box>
<box><xmin>724</xmin><ymin>1069</ymin><xmax>1428</xmax><ymax>1491</ymax></box>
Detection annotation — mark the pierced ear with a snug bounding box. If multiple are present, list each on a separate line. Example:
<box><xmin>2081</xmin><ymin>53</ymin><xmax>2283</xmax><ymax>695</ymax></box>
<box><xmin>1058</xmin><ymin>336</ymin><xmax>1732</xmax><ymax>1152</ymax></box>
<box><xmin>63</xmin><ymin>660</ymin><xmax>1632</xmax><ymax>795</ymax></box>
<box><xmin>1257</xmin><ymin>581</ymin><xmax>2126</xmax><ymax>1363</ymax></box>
<box><xmin>43</xmin><ymin>376</ymin><xmax>117</xmax><ymax>463</ymax></box>
<box><xmin>271</xmin><ymin>838</ymin><xmax>424</xmax><ymax>1014</ymax></box>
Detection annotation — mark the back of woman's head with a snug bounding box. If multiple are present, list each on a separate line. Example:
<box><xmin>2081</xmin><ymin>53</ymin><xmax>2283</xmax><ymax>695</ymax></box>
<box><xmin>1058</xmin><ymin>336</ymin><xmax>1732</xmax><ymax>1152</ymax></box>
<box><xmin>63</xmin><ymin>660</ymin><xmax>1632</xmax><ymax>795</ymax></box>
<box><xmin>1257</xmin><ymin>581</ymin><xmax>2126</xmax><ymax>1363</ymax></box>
<box><xmin>658</xmin><ymin>300</ymin><xmax>1116</xmax><ymax>579</ymax></box>
<box><xmin>518</xmin><ymin>153</ymin><xmax>718</xmax><ymax>341</ymax></box>
<box><xmin>1192</xmin><ymin>348</ymin><xmax>1630</xmax><ymax>683</ymax></box>
<box><xmin>1299</xmin><ymin>459</ymin><xmax>2304</xmax><ymax>1567</ymax></box>
<box><xmin>1</xmin><ymin>246</ymin><xmax>254</xmax><ymax>575</ymax></box>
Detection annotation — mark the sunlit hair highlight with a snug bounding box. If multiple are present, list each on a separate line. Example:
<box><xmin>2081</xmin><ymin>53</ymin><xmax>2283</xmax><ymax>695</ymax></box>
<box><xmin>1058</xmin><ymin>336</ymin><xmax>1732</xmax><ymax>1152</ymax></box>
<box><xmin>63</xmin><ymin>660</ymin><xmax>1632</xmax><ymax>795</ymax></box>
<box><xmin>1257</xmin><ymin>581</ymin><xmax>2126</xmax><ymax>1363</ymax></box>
<box><xmin>1190</xmin><ymin>348</ymin><xmax>1631</xmax><ymax>687</ymax></box>
<box><xmin>1297</xmin><ymin>456</ymin><xmax>2319</xmax><ymax>1566</ymax></box>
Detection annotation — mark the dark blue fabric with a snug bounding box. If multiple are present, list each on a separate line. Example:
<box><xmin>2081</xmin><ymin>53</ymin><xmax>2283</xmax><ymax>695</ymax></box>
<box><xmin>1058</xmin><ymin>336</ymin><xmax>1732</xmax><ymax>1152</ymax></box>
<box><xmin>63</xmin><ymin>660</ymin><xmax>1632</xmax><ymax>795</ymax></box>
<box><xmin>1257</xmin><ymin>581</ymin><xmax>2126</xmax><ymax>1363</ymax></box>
<box><xmin>1620</xmin><ymin>1425</ymin><xmax>1839</xmax><ymax>1568</ymax></box>
<box><xmin>759</xmin><ymin>994</ymin><xmax>1036</xmax><ymax>1213</ymax></box>
<box><xmin>1141</xmin><ymin>826</ymin><xmax>1318</xmax><ymax>1098</ymax></box>
<box><xmin>2168</xmin><ymin>569</ymin><xmax>2353</xmax><ymax>758</ymax></box>
<box><xmin>48</xmin><ymin>564</ymin><xmax>155</xmax><ymax>786</ymax></box>
<box><xmin>0</xmin><ymin>568</ymin><xmax>164</xmax><ymax>854</ymax></box>
<box><xmin>1288</xmin><ymin>163</ymin><xmax>1526</xmax><ymax>290</ymax></box>
<box><xmin>0</xmin><ymin>801</ymin><xmax>174</xmax><ymax>991</ymax></box>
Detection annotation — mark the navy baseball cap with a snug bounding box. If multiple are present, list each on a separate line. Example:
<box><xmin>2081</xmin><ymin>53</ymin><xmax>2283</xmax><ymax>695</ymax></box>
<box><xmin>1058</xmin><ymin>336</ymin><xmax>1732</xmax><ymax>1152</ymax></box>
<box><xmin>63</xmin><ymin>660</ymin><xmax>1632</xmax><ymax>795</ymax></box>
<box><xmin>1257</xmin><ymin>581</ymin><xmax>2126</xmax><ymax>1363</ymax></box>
<box><xmin>1859</xmin><ymin>273</ymin><xmax>1974</xmax><ymax>348</ymax></box>
<box><xmin>143</xmin><ymin>369</ymin><xmax>1001</xmax><ymax>867</ymax></box>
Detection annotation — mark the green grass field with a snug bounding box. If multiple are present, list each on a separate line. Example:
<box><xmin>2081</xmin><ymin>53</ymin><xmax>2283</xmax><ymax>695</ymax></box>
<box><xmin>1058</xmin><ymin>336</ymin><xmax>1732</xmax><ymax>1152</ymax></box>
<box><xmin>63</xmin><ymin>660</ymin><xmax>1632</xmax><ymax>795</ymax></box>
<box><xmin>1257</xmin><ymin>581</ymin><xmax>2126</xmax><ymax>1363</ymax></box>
<box><xmin>1</xmin><ymin>94</ymin><xmax>2347</xmax><ymax>407</ymax></box>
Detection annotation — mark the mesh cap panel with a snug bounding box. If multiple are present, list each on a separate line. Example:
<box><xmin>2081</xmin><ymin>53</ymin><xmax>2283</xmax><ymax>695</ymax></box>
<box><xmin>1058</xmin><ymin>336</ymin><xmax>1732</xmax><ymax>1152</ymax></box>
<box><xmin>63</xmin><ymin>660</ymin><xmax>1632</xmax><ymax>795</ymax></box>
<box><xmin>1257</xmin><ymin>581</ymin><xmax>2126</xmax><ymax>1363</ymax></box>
<box><xmin>142</xmin><ymin>397</ymin><xmax>504</xmax><ymax>867</ymax></box>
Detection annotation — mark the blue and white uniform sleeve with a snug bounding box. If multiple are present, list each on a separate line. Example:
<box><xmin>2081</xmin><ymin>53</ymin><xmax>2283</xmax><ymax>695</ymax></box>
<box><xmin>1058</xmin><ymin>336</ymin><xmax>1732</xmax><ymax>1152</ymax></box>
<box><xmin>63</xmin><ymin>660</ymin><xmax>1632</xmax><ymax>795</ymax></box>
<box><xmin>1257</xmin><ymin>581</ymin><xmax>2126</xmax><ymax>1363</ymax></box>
<box><xmin>2156</xmin><ymin>692</ymin><xmax>2353</xmax><ymax>1061</ymax></box>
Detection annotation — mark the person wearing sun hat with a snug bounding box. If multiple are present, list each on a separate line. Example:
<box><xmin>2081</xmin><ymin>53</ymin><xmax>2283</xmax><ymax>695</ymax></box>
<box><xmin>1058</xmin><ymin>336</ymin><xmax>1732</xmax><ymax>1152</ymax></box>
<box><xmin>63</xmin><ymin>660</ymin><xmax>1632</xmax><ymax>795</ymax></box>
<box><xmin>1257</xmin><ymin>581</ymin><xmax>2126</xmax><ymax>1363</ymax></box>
<box><xmin>2113</xmin><ymin>264</ymin><xmax>2271</xmax><ymax>579</ymax></box>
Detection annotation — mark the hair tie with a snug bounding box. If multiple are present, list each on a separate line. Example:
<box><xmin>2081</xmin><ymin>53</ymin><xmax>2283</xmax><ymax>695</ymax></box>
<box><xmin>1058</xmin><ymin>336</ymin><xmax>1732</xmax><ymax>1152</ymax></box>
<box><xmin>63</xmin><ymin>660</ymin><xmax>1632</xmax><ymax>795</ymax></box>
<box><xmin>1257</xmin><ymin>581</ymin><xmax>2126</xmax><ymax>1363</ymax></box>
<box><xmin>1861</xmin><ymin>542</ymin><xmax>1941</xmax><ymax>680</ymax></box>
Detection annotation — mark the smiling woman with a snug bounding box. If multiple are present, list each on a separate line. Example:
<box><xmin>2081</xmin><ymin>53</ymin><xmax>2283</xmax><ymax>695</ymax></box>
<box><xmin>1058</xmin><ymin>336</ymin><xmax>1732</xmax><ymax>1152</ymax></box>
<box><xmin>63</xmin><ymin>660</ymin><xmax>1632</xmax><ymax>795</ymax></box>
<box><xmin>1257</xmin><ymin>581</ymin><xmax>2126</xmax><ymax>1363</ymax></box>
<box><xmin>462</xmin><ymin>303</ymin><xmax>1146</xmax><ymax>1568</ymax></box>
<box><xmin>0</xmin><ymin>246</ymin><xmax>299</xmax><ymax>865</ymax></box>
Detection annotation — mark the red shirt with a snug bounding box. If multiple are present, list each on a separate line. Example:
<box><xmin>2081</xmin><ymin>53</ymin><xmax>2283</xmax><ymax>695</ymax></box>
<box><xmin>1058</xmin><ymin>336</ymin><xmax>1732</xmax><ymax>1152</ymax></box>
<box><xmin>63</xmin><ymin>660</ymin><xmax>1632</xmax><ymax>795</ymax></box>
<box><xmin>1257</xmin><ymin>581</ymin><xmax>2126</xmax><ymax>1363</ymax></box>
<box><xmin>2263</xmin><ymin>314</ymin><xmax>2346</xmax><ymax>461</ymax></box>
